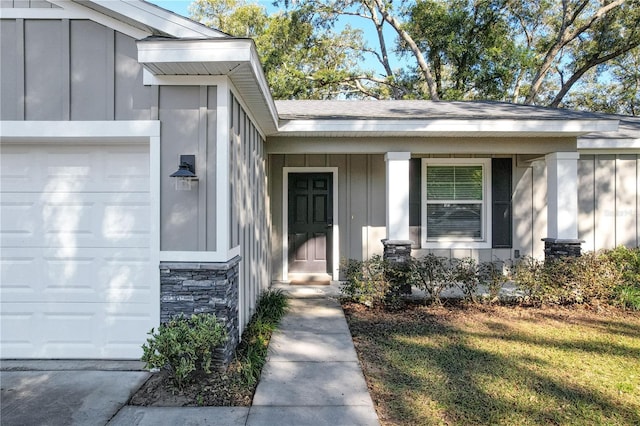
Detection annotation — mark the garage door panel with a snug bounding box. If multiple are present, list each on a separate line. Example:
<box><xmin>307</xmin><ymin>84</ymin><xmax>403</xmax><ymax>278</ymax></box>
<box><xmin>1</xmin><ymin>144</ymin><xmax>149</xmax><ymax>193</ymax></box>
<box><xmin>1</xmin><ymin>302</ymin><xmax>153</xmax><ymax>359</ymax></box>
<box><xmin>1</xmin><ymin>193</ymin><xmax>150</xmax><ymax>248</ymax></box>
<box><xmin>2</xmin><ymin>248</ymin><xmax>151</xmax><ymax>303</ymax></box>
<box><xmin>1</xmin><ymin>142</ymin><xmax>154</xmax><ymax>359</ymax></box>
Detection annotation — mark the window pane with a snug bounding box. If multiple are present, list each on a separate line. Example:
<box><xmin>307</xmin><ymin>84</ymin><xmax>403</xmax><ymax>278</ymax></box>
<box><xmin>454</xmin><ymin>166</ymin><xmax>483</xmax><ymax>200</ymax></box>
<box><xmin>427</xmin><ymin>203</ymin><xmax>481</xmax><ymax>239</ymax></box>
<box><xmin>426</xmin><ymin>166</ymin><xmax>454</xmax><ymax>199</ymax></box>
<box><xmin>426</xmin><ymin>165</ymin><xmax>482</xmax><ymax>200</ymax></box>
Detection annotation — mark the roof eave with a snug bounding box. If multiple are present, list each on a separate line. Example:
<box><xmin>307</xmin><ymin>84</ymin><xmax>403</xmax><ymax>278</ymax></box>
<box><xmin>137</xmin><ymin>38</ymin><xmax>278</xmax><ymax>135</ymax></box>
<box><xmin>275</xmin><ymin>118</ymin><xmax>620</xmax><ymax>138</ymax></box>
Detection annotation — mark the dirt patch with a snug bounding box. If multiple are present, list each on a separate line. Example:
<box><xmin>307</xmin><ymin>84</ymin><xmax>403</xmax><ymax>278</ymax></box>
<box><xmin>129</xmin><ymin>368</ymin><xmax>253</xmax><ymax>407</ymax></box>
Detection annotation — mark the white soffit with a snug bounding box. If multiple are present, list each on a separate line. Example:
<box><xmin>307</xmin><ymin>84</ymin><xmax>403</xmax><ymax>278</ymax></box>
<box><xmin>274</xmin><ymin>118</ymin><xmax>620</xmax><ymax>138</ymax></box>
<box><xmin>138</xmin><ymin>38</ymin><xmax>278</xmax><ymax>134</ymax></box>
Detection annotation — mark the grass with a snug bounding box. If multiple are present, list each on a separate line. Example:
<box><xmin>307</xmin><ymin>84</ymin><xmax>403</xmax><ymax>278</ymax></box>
<box><xmin>344</xmin><ymin>302</ymin><xmax>640</xmax><ymax>425</ymax></box>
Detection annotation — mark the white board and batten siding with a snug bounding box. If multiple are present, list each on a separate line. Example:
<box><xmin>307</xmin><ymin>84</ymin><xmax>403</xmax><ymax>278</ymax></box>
<box><xmin>579</xmin><ymin>154</ymin><xmax>639</xmax><ymax>251</ymax></box>
<box><xmin>1</xmin><ymin>143</ymin><xmax>155</xmax><ymax>359</ymax></box>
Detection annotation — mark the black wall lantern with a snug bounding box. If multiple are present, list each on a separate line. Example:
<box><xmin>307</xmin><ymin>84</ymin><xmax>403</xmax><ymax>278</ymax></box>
<box><xmin>170</xmin><ymin>154</ymin><xmax>198</xmax><ymax>190</ymax></box>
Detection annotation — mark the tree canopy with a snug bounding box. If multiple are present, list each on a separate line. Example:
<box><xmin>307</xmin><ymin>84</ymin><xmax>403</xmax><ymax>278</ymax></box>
<box><xmin>189</xmin><ymin>0</ymin><xmax>640</xmax><ymax>115</ymax></box>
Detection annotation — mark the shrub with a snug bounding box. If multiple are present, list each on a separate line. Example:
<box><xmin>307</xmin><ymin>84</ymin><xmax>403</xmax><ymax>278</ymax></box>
<box><xmin>235</xmin><ymin>289</ymin><xmax>289</xmax><ymax>385</ymax></box>
<box><xmin>478</xmin><ymin>260</ymin><xmax>509</xmax><ymax>302</ymax></box>
<box><xmin>410</xmin><ymin>254</ymin><xmax>453</xmax><ymax>305</ymax></box>
<box><xmin>615</xmin><ymin>286</ymin><xmax>640</xmax><ymax>311</ymax></box>
<box><xmin>340</xmin><ymin>255</ymin><xmax>391</xmax><ymax>307</ymax></box>
<box><xmin>604</xmin><ymin>246</ymin><xmax>640</xmax><ymax>288</ymax></box>
<box><xmin>512</xmin><ymin>253</ymin><xmax>623</xmax><ymax>305</ymax></box>
<box><xmin>452</xmin><ymin>257</ymin><xmax>480</xmax><ymax>302</ymax></box>
<box><xmin>141</xmin><ymin>313</ymin><xmax>227</xmax><ymax>388</ymax></box>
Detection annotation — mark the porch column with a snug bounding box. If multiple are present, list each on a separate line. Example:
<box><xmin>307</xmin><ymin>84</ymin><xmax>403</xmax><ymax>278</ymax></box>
<box><xmin>384</xmin><ymin>152</ymin><xmax>411</xmax><ymax>241</ymax></box>
<box><xmin>543</xmin><ymin>152</ymin><xmax>582</xmax><ymax>259</ymax></box>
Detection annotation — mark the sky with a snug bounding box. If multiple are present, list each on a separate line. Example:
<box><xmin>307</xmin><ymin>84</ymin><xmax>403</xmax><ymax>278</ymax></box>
<box><xmin>148</xmin><ymin>0</ymin><xmax>402</xmax><ymax>74</ymax></box>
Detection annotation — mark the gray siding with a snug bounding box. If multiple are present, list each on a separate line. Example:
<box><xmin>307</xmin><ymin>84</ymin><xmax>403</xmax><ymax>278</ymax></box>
<box><xmin>1</xmin><ymin>18</ymin><xmax>155</xmax><ymax>121</ymax></box>
<box><xmin>229</xmin><ymin>93</ymin><xmax>271</xmax><ymax>332</ymax></box>
<box><xmin>24</xmin><ymin>19</ymin><xmax>67</xmax><ymax>120</ymax></box>
<box><xmin>269</xmin><ymin>153</ymin><xmax>541</xmax><ymax>280</ymax></box>
<box><xmin>268</xmin><ymin>153</ymin><xmax>392</xmax><ymax>281</ymax></box>
<box><xmin>158</xmin><ymin>85</ymin><xmax>217</xmax><ymax>251</ymax></box>
<box><xmin>0</xmin><ymin>1</ymin><xmax>57</xmax><ymax>8</ymax></box>
<box><xmin>1</xmin><ymin>17</ymin><xmax>219</xmax><ymax>252</ymax></box>
<box><xmin>579</xmin><ymin>154</ymin><xmax>639</xmax><ymax>250</ymax></box>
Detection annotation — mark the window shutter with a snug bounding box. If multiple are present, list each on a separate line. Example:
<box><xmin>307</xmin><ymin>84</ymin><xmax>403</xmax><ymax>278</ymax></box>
<box><xmin>409</xmin><ymin>158</ymin><xmax>421</xmax><ymax>247</ymax></box>
<box><xmin>492</xmin><ymin>158</ymin><xmax>512</xmax><ymax>248</ymax></box>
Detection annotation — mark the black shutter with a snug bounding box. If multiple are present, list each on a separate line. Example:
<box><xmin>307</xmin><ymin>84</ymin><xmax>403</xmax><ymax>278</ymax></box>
<box><xmin>491</xmin><ymin>158</ymin><xmax>512</xmax><ymax>248</ymax></box>
<box><xmin>409</xmin><ymin>158</ymin><xmax>421</xmax><ymax>248</ymax></box>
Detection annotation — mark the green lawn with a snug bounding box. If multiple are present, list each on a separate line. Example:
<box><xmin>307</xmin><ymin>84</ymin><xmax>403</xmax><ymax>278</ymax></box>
<box><xmin>344</xmin><ymin>303</ymin><xmax>640</xmax><ymax>426</ymax></box>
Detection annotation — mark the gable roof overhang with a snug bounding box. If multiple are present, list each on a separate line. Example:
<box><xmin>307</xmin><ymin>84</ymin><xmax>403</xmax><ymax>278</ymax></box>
<box><xmin>577</xmin><ymin>116</ymin><xmax>640</xmax><ymax>152</ymax></box>
<box><xmin>3</xmin><ymin>0</ymin><xmax>226</xmax><ymax>39</ymax></box>
<box><xmin>273</xmin><ymin>100</ymin><xmax>620</xmax><ymax>139</ymax></box>
<box><xmin>137</xmin><ymin>38</ymin><xmax>278</xmax><ymax>135</ymax></box>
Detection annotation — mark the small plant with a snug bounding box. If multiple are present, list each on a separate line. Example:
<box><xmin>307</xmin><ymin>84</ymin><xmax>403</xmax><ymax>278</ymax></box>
<box><xmin>410</xmin><ymin>254</ymin><xmax>453</xmax><ymax>305</ymax></box>
<box><xmin>479</xmin><ymin>260</ymin><xmax>508</xmax><ymax>302</ymax></box>
<box><xmin>141</xmin><ymin>313</ymin><xmax>227</xmax><ymax>389</ymax></box>
<box><xmin>615</xmin><ymin>285</ymin><xmax>640</xmax><ymax>311</ymax></box>
<box><xmin>234</xmin><ymin>289</ymin><xmax>289</xmax><ymax>386</ymax></box>
<box><xmin>452</xmin><ymin>257</ymin><xmax>480</xmax><ymax>302</ymax></box>
<box><xmin>340</xmin><ymin>255</ymin><xmax>391</xmax><ymax>307</ymax></box>
<box><xmin>605</xmin><ymin>246</ymin><xmax>640</xmax><ymax>286</ymax></box>
<box><xmin>512</xmin><ymin>256</ymin><xmax>546</xmax><ymax>304</ymax></box>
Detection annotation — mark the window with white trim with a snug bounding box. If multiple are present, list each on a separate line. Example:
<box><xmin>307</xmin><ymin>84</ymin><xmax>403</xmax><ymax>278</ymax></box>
<box><xmin>421</xmin><ymin>158</ymin><xmax>491</xmax><ymax>248</ymax></box>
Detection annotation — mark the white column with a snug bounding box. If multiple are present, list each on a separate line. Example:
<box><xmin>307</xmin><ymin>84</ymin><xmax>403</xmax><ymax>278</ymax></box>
<box><xmin>385</xmin><ymin>152</ymin><xmax>411</xmax><ymax>241</ymax></box>
<box><xmin>545</xmin><ymin>152</ymin><xmax>580</xmax><ymax>240</ymax></box>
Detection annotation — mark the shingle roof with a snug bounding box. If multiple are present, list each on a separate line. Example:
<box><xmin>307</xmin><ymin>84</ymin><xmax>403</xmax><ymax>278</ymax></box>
<box><xmin>275</xmin><ymin>100</ymin><xmax>604</xmax><ymax>120</ymax></box>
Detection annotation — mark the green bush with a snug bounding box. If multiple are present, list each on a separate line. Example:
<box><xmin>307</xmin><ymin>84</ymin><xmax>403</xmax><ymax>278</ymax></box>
<box><xmin>340</xmin><ymin>255</ymin><xmax>391</xmax><ymax>307</ymax></box>
<box><xmin>235</xmin><ymin>289</ymin><xmax>289</xmax><ymax>386</ymax></box>
<box><xmin>452</xmin><ymin>257</ymin><xmax>480</xmax><ymax>302</ymax></box>
<box><xmin>478</xmin><ymin>260</ymin><xmax>509</xmax><ymax>302</ymax></box>
<box><xmin>604</xmin><ymin>246</ymin><xmax>640</xmax><ymax>287</ymax></box>
<box><xmin>602</xmin><ymin>246</ymin><xmax>640</xmax><ymax>310</ymax></box>
<box><xmin>615</xmin><ymin>286</ymin><xmax>640</xmax><ymax>311</ymax></box>
<box><xmin>410</xmin><ymin>254</ymin><xmax>453</xmax><ymax>305</ymax></box>
<box><xmin>512</xmin><ymin>252</ymin><xmax>623</xmax><ymax>305</ymax></box>
<box><xmin>141</xmin><ymin>313</ymin><xmax>227</xmax><ymax>388</ymax></box>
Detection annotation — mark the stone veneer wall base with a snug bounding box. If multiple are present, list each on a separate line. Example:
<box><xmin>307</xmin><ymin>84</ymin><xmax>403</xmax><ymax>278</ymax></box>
<box><xmin>159</xmin><ymin>256</ymin><xmax>241</xmax><ymax>367</ymax></box>
<box><xmin>382</xmin><ymin>239</ymin><xmax>414</xmax><ymax>295</ymax></box>
<box><xmin>542</xmin><ymin>238</ymin><xmax>583</xmax><ymax>261</ymax></box>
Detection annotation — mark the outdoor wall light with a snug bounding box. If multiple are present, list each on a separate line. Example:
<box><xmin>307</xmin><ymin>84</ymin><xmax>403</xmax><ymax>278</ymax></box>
<box><xmin>170</xmin><ymin>155</ymin><xmax>198</xmax><ymax>191</ymax></box>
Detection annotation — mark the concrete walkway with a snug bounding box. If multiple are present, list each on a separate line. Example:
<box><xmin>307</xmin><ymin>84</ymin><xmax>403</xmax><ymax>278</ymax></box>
<box><xmin>109</xmin><ymin>287</ymin><xmax>379</xmax><ymax>426</ymax></box>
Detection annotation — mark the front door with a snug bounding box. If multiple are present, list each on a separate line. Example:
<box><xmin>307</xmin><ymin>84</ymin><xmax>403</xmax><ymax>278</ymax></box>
<box><xmin>288</xmin><ymin>173</ymin><xmax>333</xmax><ymax>274</ymax></box>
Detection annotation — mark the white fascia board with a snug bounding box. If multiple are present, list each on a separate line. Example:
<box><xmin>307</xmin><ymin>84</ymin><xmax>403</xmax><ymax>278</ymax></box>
<box><xmin>0</xmin><ymin>120</ymin><xmax>160</xmax><ymax>139</ymax></box>
<box><xmin>248</xmin><ymin>45</ymin><xmax>279</xmax><ymax>128</ymax></box>
<box><xmin>277</xmin><ymin>119</ymin><xmax>620</xmax><ymax>136</ymax></box>
<box><xmin>578</xmin><ymin>138</ymin><xmax>640</xmax><ymax>150</ymax></box>
<box><xmin>88</xmin><ymin>0</ymin><xmax>225</xmax><ymax>39</ymax></box>
<box><xmin>46</xmin><ymin>0</ymin><xmax>151</xmax><ymax>39</ymax></box>
<box><xmin>138</xmin><ymin>39</ymin><xmax>252</xmax><ymax>65</ymax></box>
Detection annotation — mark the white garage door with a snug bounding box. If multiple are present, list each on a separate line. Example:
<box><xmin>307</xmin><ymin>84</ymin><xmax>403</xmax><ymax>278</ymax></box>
<box><xmin>0</xmin><ymin>143</ymin><xmax>156</xmax><ymax>359</ymax></box>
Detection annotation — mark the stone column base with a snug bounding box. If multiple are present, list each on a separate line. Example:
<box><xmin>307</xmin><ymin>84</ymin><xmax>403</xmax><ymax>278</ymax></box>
<box><xmin>542</xmin><ymin>238</ymin><xmax>583</xmax><ymax>261</ymax></box>
<box><xmin>159</xmin><ymin>256</ymin><xmax>241</xmax><ymax>366</ymax></box>
<box><xmin>382</xmin><ymin>239</ymin><xmax>413</xmax><ymax>294</ymax></box>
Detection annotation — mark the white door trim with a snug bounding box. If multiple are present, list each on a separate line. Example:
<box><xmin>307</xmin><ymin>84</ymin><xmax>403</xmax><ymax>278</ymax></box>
<box><xmin>282</xmin><ymin>167</ymin><xmax>339</xmax><ymax>281</ymax></box>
